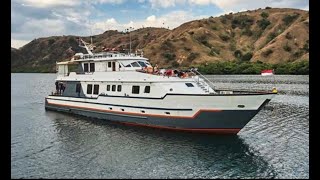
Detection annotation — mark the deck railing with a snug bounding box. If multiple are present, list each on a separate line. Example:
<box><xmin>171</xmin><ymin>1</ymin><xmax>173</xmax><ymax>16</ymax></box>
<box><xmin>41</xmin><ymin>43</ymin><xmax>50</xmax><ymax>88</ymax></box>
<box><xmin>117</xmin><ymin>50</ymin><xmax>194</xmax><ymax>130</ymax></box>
<box><xmin>191</xmin><ymin>69</ymin><xmax>216</xmax><ymax>92</ymax></box>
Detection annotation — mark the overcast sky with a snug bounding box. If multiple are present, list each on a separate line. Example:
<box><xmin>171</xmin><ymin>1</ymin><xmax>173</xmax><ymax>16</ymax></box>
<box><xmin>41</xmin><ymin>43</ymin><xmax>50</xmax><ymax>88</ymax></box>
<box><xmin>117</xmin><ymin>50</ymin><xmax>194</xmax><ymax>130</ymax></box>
<box><xmin>11</xmin><ymin>0</ymin><xmax>309</xmax><ymax>48</ymax></box>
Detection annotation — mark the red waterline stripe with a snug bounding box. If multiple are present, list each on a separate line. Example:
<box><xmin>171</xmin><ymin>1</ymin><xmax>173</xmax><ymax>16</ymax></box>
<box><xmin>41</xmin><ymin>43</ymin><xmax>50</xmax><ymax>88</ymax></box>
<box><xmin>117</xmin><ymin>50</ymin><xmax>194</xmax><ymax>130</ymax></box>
<box><xmin>47</xmin><ymin>101</ymin><xmax>222</xmax><ymax>119</ymax></box>
<box><xmin>117</xmin><ymin>121</ymin><xmax>241</xmax><ymax>134</ymax></box>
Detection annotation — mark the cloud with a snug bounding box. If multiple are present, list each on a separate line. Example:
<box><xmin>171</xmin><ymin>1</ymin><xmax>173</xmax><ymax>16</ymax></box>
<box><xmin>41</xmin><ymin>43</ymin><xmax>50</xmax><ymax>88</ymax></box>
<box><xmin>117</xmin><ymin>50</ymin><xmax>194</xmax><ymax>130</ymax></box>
<box><xmin>208</xmin><ymin>0</ymin><xmax>308</xmax><ymax>12</ymax></box>
<box><xmin>11</xmin><ymin>0</ymin><xmax>308</xmax><ymax>49</ymax></box>
<box><xmin>145</xmin><ymin>0</ymin><xmax>308</xmax><ymax>11</ymax></box>
<box><xmin>148</xmin><ymin>0</ymin><xmax>187</xmax><ymax>8</ymax></box>
<box><xmin>11</xmin><ymin>39</ymin><xmax>30</xmax><ymax>49</ymax></box>
<box><xmin>92</xmin><ymin>10</ymin><xmax>204</xmax><ymax>34</ymax></box>
<box><xmin>21</xmin><ymin>0</ymin><xmax>79</xmax><ymax>8</ymax></box>
<box><xmin>91</xmin><ymin>0</ymin><xmax>126</xmax><ymax>4</ymax></box>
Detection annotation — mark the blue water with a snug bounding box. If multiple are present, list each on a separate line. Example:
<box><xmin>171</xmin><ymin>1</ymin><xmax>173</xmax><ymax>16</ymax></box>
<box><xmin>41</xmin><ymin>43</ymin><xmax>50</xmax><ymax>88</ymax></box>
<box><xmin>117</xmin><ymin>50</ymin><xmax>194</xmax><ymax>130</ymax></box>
<box><xmin>11</xmin><ymin>74</ymin><xmax>309</xmax><ymax>178</ymax></box>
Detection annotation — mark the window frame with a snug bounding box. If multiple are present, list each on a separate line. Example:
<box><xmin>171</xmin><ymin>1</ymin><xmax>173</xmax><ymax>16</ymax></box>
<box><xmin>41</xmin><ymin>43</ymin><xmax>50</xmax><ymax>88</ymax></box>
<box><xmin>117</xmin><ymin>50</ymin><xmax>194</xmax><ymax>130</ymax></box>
<box><xmin>76</xmin><ymin>83</ymin><xmax>81</xmax><ymax>93</ymax></box>
<box><xmin>144</xmin><ymin>86</ymin><xmax>150</xmax><ymax>93</ymax></box>
<box><xmin>89</xmin><ymin>63</ymin><xmax>95</xmax><ymax>72</ymax></box>
<box><xmin>185</xmin><ymin>83</ymin><xmax>194</xmax><ymax>87</ymax></box>
<box><xmin>132</xmin><ymin>86</ymin><xmax>140</xmax><ymax>94</ymax></box>
<box><xmin>117</xmin><ymin>85</ymin><xmax>122</xmax><ymax>92</ymax></box>
<box><xmin>131</xmin><ymin>62</ymin><xmax>140</xmax><ymax>67</ymax></box>
<box><xmin>87</xmin><ymin>84</ymin><xmax>93</xmax><ymax>94</ymax></box>
<box><xmin>112</xmin><ymin>85</ymin><xmax>116</xmax><ymax>92</ymax></box>
<box><xmin>84</xmin><ymin>63</ymin><xmax>89</xmax><ymax>72</ymax></box>
<box><xmin>93</xmin><ymin>84</ymin><xmax>99</xmax><ymax>95</ymax></box>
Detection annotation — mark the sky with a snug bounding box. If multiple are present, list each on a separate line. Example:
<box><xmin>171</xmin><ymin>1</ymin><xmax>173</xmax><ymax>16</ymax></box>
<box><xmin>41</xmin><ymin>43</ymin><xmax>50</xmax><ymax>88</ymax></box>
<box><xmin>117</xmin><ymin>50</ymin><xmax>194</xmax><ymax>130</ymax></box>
<box><xmin>11</xmin><ymin>0</ymin><xmax>309</xmax><ymax>49</ymax></box>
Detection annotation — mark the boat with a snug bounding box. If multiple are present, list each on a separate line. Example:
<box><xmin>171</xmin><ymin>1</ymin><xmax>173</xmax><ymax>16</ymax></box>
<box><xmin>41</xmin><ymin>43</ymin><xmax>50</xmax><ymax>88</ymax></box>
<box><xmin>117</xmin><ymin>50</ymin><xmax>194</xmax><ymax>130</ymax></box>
<box><xmin>45</xmin><ymin>38</ymin><xmax>277</xmax><ymax>134</ymax></box>
<box><xmin>261</xmin><ymin>69</ymin><xmax>274</xmax><ymax>76</ymax></box>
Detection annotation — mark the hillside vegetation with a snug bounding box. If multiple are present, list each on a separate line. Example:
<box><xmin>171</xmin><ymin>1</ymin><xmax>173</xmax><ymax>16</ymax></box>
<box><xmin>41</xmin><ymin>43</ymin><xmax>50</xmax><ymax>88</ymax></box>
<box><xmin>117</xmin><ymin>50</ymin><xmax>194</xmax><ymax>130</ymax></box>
<box><xmin>11</xmin><ymin>7</ymin><xmax>309</xmax><ymax>73</ymax></box>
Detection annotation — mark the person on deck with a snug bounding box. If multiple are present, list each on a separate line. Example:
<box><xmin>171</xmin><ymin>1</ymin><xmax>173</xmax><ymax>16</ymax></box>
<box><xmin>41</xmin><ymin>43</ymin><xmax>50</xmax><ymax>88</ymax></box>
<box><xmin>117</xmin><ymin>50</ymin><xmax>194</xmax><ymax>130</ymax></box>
<box><xmin>59</xmin><ymin>82</ymin><xmax>64</xmax><ymax>95</ymax></box>
<box><xmin>55</xmin><ymin>81</ymin><xmax>59</xmax><ymax>94</ymax></box>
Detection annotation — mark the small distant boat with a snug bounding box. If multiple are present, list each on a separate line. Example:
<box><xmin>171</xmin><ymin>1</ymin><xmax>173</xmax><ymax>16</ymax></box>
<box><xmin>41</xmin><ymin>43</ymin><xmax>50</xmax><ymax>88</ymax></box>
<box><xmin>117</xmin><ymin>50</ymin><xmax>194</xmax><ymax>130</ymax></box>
<box><xmin>261</xmin><ymin>69</ymin><xmax>274</xmax><ymax>76</ymax></box>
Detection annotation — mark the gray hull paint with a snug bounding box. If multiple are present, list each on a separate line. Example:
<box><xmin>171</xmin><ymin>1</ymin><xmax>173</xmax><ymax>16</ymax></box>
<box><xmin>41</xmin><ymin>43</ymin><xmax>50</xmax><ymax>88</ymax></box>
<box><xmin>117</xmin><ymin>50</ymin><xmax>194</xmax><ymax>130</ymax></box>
<box><xmin>45</xmin><ymin>102</ymin><xmax>259</xmax><ymax>131</ymax></box>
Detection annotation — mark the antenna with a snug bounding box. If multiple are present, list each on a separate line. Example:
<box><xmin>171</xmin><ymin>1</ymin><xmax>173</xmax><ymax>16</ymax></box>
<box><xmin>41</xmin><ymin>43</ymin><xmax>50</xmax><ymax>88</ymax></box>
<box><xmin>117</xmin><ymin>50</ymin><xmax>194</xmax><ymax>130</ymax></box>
<box><xmin>129</xmin><ymin>27</ymin><xmax>134</xmax><ymax>55</ymax></box>
<box><xmin>79</xmin><ymin>38</ymin><xmax>93</xmax><ymax>55</ymax></box>
<box><xmin>90</xmin><ymin>27</ymin><xmax>93</xmax><ymax>45</ymax></box>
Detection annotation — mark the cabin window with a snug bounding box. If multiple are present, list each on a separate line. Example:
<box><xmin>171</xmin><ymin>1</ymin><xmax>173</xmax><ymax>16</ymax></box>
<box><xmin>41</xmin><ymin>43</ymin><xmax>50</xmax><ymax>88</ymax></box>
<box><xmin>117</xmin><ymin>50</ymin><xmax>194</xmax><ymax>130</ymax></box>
<box><xmin>90</xmin><ymin>63</ymin><xmax>95</xmax><ymax>72</ymax></box>
<box><xmin>144</xmin><ymin>86</ymin><xmax>150</xmax><ymax>93</ymax></box>
<box><xmin>107</xmin><ymin>85</ymin><xmax>110</xmax><ymax>91</ymax></box>
<box><xmin>185</xmin><ymin>83</ymin><xmax>194</xmax><ymax>87</ymax></box>
<box><xmin>84</xmin><ymin>63</ymin><xmax>89</xmax><ymax>72</ymax></box>
<box><xmin>87</xmin><ymin>84</ymin><xmax>93</xmax><ymax>94</ymax></box>
<box><xmin>93</xmin><ymin>84</ymin><xmax>99</xmax><ymax>95</ymax></box>
<box><xmin>76</xmin><ymin>83</ymin><xmax>81</xmax><ymax>93</ymax></box>
<box><xmin>108</xmin><ymin>62</ymin><xmax>112</xmax><ymax>68</ymax></box>
<box><xmin>132</xmin><ymin>86</ymin><xmax>140</xmax><ymax>94</ymax></box>
<box><xmin>131</xmin><ymin>62</ymin><xmax>140</xmax><ymax>67</ymax></box>
<box><xmin>125</xmin><ymin>64</ymin><xmax>132</xmax><ymax>67</ymax></box>
<box><xmin>112</xmin><ymin>62</ymin><xmax>116</xmax><ymax>71</ymax></box>
<box><xmin>112</xmin><ymin>85</ymin><xmax>116</xmax><ymax>92</ymax></box>
<box><xmin>117</xmin><ymin>85</ymin><xmax>122</xmax><ymax>92</ymax></box>
<box><xmin>138</xmin><ymin>61</ymin><xmax>147</xmax><ymax>67</ymax></box>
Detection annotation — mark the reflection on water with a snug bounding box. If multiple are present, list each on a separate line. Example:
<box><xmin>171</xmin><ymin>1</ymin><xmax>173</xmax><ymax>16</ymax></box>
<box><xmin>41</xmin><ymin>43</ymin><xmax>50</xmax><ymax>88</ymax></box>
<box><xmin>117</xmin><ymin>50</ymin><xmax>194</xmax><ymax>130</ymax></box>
<box><xmin>42</xmin><ymin>112</ymin><xmax>276</xmax><ymax>179</ymax></box>
<box><xmin>11</xmin><ymin>74</ymin><xmax>309</xmax><ymax>178</ymax></box>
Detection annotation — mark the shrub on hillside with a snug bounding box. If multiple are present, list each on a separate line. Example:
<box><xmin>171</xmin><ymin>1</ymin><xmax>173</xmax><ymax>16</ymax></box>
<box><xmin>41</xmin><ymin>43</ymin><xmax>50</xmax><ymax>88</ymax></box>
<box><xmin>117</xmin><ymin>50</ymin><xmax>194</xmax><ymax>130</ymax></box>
<box><xmin>219</xmin><ymin>34</ymin><xmax>230</xmax><ymax>41</ymax></box>
<box><xmin>187</xmin><ymin>52</ymin><xmax>200</xmax><ymax>61</ymax></box>
<box><xmin>285</xmin><ymin>32</ymin><xmax>293</xmax><ymax>39</ymax></box>
<box><xmin>160</xmin><ymin>40</ymin><xmax>173</xmax><ymax>50</ymax></box>
<box><xmin>241</xmin><ymin>52</ymin><xmax>253</xmax><ymax>61</ymax></box>
<box><xmin>241</xmin><ymin>28</ymin><xmax>253</xmax><ymax>36</ymax></box>
<box><xmin>48</xmin><ymin>39</ymin><xmax>55</xmax><ymax>45</ymax></box>
<box><xmin>303</xmin><ymin>40</ymin><xmax>309</xmax><ymax>52</ymax></box>
<box><xmin>266</xmin><ymin>32</ymin><xmax>277</xmax><ymax>44</ymax></box>
<box><xmin>282</xmin><ymin>14</ymin><xmax>299</xmax><ymax>25</ymax></box>
<box><xmin>234</xmin><ymin>50</ymin><xmax>242</xmax><ymax>58</ymax></box>
<box><xmin>231</xmin><ymin>15</ymin><xmax>254</xmax><ymax>29</ymax></box>
<box><xmin>260</xmin><ymin>12</ymin><xmax>269</xmax><ymax>18</ymax></box>
<box><xmin>162</xmin><ymin>52</ymin><xmax>176</xmax><ymax>62</ymax></box>
<box><xmin>257</xmin><ymin>18</ymin><xmax>271</xmax><ymax>30</ymax></box>
<box><xmin>283</xmin><ymin>43</ymin><xmax>292</xmax><ymax>52</ymax></box>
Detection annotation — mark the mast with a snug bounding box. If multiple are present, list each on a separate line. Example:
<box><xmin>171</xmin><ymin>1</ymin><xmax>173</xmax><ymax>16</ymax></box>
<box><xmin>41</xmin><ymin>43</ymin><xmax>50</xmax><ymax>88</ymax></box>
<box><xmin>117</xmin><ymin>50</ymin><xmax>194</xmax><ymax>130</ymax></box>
<box><xmin>79</xmin><ymin>38</ymin><xmax>93</xmax><ymax>55</ymax></box>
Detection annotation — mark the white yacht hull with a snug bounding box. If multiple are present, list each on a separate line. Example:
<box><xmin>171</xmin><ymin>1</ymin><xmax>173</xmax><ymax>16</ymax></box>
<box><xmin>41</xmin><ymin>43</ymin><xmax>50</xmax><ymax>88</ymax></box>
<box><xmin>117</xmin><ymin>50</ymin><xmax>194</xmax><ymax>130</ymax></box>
<box><xmin>45</xmin><ymin>92</ymin><xmax>275</xmax><ymax>134</ymax></box>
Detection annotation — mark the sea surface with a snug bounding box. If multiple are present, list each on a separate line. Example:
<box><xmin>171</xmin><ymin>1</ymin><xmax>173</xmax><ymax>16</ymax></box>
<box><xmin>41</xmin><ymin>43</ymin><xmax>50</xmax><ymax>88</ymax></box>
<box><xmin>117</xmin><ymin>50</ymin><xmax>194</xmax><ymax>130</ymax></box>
<box><xmin>11</xmin><ymin>73</ymin><xmax>309</xmax><ymax>178</ymax></box>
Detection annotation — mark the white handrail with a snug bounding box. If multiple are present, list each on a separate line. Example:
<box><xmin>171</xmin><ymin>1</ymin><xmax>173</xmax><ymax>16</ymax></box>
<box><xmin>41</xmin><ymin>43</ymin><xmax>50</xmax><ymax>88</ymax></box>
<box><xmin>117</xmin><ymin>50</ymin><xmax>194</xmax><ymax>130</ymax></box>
<box><xmin>192</xmin><ymin>69</ymin><xmax>215</xmax><ymax>91</ymax></box>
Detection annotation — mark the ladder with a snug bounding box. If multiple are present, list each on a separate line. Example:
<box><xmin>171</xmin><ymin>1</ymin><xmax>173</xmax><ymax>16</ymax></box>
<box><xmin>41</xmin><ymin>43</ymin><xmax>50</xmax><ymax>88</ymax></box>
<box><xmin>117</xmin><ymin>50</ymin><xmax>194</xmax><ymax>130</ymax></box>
<box><xmin>191</xmin><ymin>69</ymin><xmax>216</xmax><ymax>93</ymax></box>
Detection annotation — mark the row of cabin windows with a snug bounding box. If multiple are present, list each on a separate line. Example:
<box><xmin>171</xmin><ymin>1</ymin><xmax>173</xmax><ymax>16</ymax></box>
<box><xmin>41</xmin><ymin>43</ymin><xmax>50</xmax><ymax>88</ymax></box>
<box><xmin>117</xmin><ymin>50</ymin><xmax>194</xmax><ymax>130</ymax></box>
<box><xmin>85</xmin><ymin>84</ymin><xmax>151</xmax><ymax>95</ymax></box>
<box><xmin>84</xmin><ymin>63</ymin><xmax>95</xmax><ymax>72</ymax></box>
<box><xmin>132</xmin><ymin>86</ymin><xmax>150</xmax><ymax>94</ymax></box>
<box><xmin>84</xmin><ymin>62</ymin><xmax>118</xmax><ymax>72</ymax></box>
<box><xmin>107</xmin><ymin>85</ymin><xmax>122</xmax><ymax>92</ymax></box>
<box><xmin>87</xmin><ymin>84</ymin><xmax>99</xmax><ymax>95</ymax></box>
<box><xmin>83</xmin><ymin>61</ymin><xmax>150</xmax><ymax>73</ymax></box>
